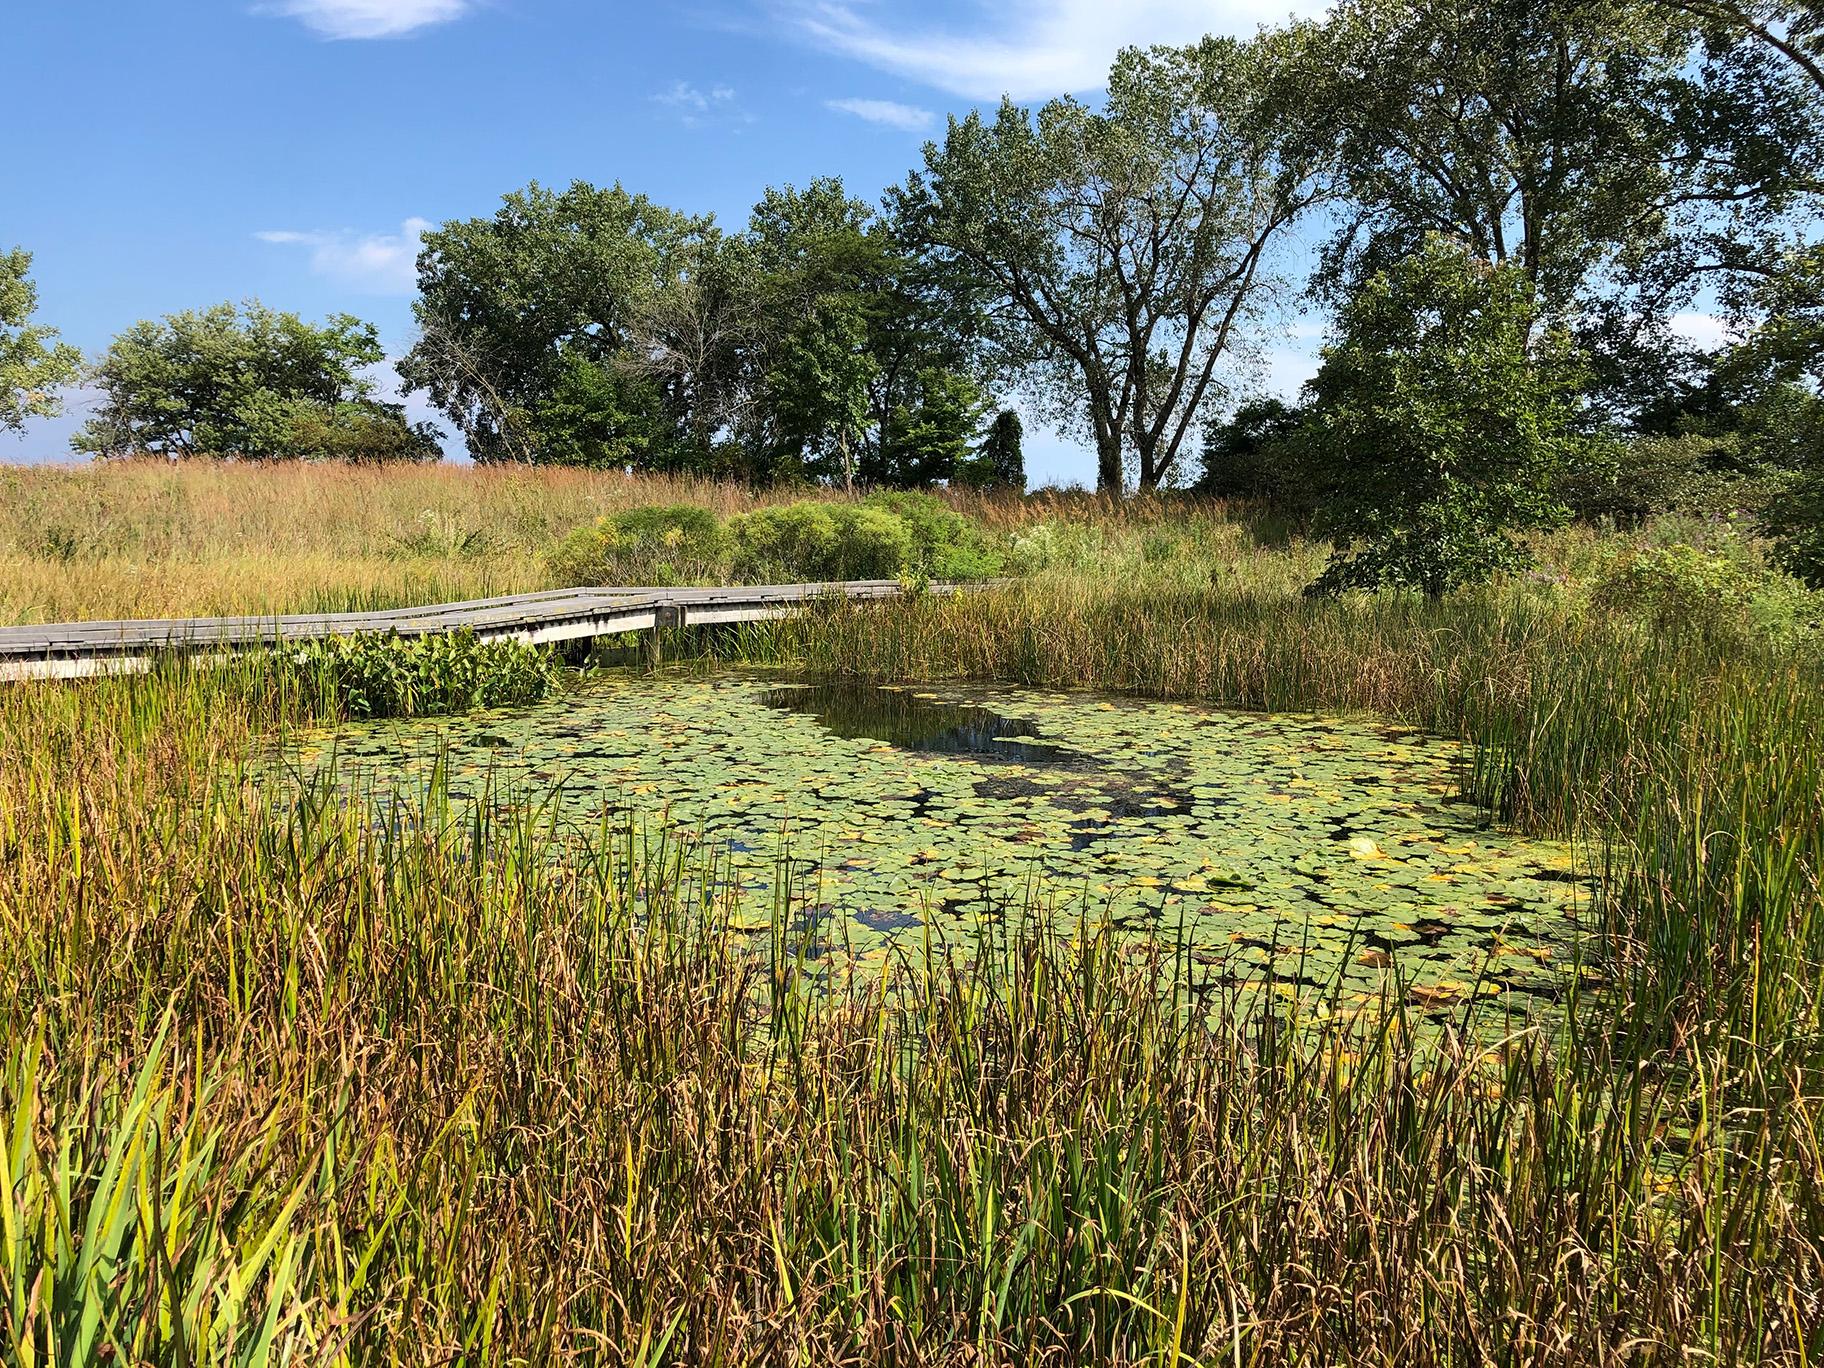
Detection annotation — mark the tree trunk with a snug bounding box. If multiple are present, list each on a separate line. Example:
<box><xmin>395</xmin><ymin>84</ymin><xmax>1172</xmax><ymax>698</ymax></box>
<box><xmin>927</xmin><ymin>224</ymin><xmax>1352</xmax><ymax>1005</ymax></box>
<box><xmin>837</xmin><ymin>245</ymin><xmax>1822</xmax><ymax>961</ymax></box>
<box><xmin>1097</xmin><ymin>439</ymin><xmax>1124</xmax><ymax>496</ymax></box>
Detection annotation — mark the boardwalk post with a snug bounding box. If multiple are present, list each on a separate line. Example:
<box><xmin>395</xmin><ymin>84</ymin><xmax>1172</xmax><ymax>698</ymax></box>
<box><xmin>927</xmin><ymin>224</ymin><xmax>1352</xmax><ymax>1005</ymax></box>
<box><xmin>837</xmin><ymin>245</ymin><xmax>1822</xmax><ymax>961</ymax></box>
<box><xmin>647</xmin><ymin>604</ymin><xmax>684</xmax><ymax>670</ymax></box>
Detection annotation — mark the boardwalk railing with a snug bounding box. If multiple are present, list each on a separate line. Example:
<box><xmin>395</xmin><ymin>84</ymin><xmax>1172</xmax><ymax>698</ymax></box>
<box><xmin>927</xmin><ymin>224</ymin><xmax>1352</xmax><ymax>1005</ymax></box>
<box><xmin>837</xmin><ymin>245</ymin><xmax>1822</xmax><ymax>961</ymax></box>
<box><xmin>0</xmin><ymin>580</ymin><xmax>946</xmax><ymax>682</ymax></box>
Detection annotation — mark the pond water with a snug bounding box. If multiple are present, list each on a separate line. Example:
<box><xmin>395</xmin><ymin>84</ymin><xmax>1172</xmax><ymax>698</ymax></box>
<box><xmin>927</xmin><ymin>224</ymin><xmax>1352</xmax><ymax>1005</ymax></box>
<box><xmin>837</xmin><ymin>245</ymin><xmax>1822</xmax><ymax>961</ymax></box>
<box><xmin>286</xmin><ymin>672</ymin><xmax>1590</xmax><ymax>1015</ymax></box>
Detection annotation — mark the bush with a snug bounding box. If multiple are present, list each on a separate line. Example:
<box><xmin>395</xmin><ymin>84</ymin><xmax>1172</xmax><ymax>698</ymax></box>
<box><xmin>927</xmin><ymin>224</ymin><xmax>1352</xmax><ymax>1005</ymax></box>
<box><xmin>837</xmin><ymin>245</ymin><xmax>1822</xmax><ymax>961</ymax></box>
<box><xmin>1557</xmin><ymin>434</ymin><xmax>1774</xmax><ymax>526</ymax></box>
<box><xmin>1583</xmin><ymin>541</ymin><xmax>1821</xmax><ymax>645</ymax></box>
<box><xmin>288</xmin><ymin>630</ymin><xmax>566</xmax><ymax>719</ymax></box>
<box><xmin>727</xmin><ymin>502</ymin><xmax>912</xmax><ymax>581</ymax></box>
<box><xmin>860</xmin><ymin>490</ymin><xmax>1005</xmax><ymax>579</ymax></box>
<box><xmin>547</xmin><ymin>505</ymin><xmax>725</xmax><ymax>587</ymax></box>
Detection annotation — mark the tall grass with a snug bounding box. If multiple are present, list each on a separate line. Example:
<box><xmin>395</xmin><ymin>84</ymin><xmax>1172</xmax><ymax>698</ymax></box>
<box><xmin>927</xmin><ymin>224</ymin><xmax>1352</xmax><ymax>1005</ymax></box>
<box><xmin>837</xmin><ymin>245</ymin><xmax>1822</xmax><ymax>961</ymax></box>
<box><xmin>2</xmin><ymin>468</ymin><xmax>1821</xmax><ymax>1359</ymax></box>
<box><xmin>0</xmin><ymin>662</ymin><xmax>1819</xmax><ymax>1362</ymax></box>
<box><xmin>0</xmin><ymin>464</ymin><xmax>800</xmax><ymax>622</ymax></box>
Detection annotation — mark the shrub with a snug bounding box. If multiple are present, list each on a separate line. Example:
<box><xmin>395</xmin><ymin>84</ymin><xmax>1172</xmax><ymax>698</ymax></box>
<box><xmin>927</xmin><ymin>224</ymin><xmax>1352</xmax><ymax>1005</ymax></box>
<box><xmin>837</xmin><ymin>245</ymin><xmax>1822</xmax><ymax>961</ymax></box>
<box><xmin>1557</xmin><ymin>434</ymin><xmax>1774</xmax><ymax>526</ymax></box>
<box><xmin>861</xmin><ymin>490</ymin><xmax>1005</xmax><ymax>579</ymax></box>
<box><xmin>548</xmin><ymin>504</ymin><xmax>725</xmax><ymax>587</ymax></box>
<box><xmin>1587</xmin><ymin>543</ymin><xmax>1763</xmax><ymax>642</ymax></box>
<box><xmin>288</xmin><ymin>630</ymin><xmax>565</xmax><ymax>718</ymax></box>
<box><xmin>727</xmin><ymin>501</ymin><xmax>913</xmax><ymax>581</ymax></box>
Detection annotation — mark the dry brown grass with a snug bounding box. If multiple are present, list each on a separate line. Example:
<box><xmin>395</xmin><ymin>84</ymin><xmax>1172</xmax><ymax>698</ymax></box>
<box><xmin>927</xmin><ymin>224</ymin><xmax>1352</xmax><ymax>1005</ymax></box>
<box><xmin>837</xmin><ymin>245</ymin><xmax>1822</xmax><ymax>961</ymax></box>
<box><xmin>0</xmin><ymin>461</ymin><xmax>797</xmax><ymax>622</ymax></box>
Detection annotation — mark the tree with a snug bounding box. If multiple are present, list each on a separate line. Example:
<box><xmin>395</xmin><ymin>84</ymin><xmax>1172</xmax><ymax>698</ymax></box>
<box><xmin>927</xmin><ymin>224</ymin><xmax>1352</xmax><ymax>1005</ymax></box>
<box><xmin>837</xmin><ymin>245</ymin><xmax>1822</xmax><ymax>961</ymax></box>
<box><xmin>1657</xmin><ymin>0</ymin><xmax>1824</xmax><ymax>96</ymax></box>
<box><xmin>1302</xmin><ymin>237</ymin><xmax>1584</xmax><ymax>597</ymax></box>
<box><xmin>763</xmin><ymin>294</ymin><xmax>878</xmax><ymax>489</ymax></box>
<box><xmin>1711</xmin><ymin>243</ymin><xmax>1824</xmax><ymax>582</ymax></box>
<box><xmin>1196</xmin><ymin>398</ymin><xmax>1306</xmax><ymax>501</ymax></box>
<box><xmin>741</xmin><ymin>178</ymin><xmax>986</xmax><ymax>487</ymax></box>
<box><xmin>1306</xmin><ymin>0</ymin><xmax>1823</xmax><ymax>333</ymax></box>
<box><xmin>896</xmin><ymin>34</ymin><xmax>1330</xmax><ymax>495</ymax></box>
<box><xmin>962</xmin><ymin>408</ymin><xmax>1026</xmax><ymax>492</ymax></box>
<box><xmin>0</xmin><ymin>249</ymin><xmax>81</xmax><ymax>434</ymax></box>
<box><xmin>872</xmin><ymin>368</ymin><xmax>988</xmax><ymax>487</ymax></box>
<box><xmin>74</xmin><ymin>301</ymin><xmax>438</xmax><ymax>461</ymax></box>
<box><xmin>399</xmin><ymin>181</ymin><xmax>711</xmax><ymax>466</ymax></box>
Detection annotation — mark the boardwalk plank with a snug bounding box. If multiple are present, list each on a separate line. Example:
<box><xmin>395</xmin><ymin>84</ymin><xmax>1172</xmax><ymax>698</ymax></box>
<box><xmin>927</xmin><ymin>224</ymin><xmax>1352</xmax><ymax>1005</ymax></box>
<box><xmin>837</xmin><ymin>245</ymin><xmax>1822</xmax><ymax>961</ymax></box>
<box><xmin>0</xmin><ymin>580</ymin><xmax>950</xmax><ymax>681</ymax></box>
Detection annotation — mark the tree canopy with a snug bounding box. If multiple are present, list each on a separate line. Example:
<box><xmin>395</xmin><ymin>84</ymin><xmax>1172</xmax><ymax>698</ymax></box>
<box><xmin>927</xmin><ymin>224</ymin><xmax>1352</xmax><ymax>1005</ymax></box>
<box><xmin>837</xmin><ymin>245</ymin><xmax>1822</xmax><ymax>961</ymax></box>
<box><xmin>896</xmin><ymin>34</ymin><xmax>1331</xmax><ymax>494</ymax></box>
<box><xmin>75</xmin><ymin>301</ymin><xmax>439</xmax><ymax>462</ymax></box>
<box><xmin>0</xmin><ymin>249</ymin><xmax>81</xmax><ymax>435</ymax></box>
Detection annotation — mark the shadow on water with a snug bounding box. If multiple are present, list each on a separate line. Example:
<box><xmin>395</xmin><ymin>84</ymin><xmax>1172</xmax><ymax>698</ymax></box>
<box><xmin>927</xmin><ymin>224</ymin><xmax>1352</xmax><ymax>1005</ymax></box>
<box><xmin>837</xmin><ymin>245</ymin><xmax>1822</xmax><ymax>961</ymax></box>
<box><xmin>762</xmin><ymin>682</ymin><xmax>1081</xmax><ymax>765</ymax></box>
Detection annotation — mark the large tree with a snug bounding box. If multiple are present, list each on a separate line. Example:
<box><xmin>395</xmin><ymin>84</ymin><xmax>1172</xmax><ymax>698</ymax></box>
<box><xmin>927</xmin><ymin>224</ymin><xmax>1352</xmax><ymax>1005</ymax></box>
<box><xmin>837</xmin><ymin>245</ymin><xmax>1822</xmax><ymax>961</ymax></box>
<box><xmin>0</xmin><ymin>249</ymin><xmax>81</xmax><ymax>435</ymax></box>
<box><xmin>1307</xmin><ymin>0</ymin><xmax>1822</xmax><ymax>330</ymax></box>
<box><xmin>740</xmin><ymin>179</ymin><xmax>989</xmax><ymax>487</ymax></box>
<box><xmin>895</xmin><ymin>34</ymin><xmax>1331</xmax><ymax>494</ymax></box>
<box><xmin>399</xmin><ymin>181</ymin><xmax>713</xmax><ymax>466</ymax></box>
<box><xmin>74</xmin><ymin>301</ymin><xmax>437</xmax><ymax>461</ymax></box>
<box><xmin>1302</xmin><ymin>237</ymin><xmax>1586</xmax><ymax>597</ymax></box>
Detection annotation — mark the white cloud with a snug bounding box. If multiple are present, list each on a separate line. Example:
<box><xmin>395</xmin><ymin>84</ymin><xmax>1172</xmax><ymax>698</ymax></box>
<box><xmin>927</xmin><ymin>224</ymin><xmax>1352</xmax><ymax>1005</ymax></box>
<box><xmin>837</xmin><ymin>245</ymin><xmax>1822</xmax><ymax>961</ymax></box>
<box><xmin>261</xmin><ymin>0</ymin><xmax>470</xmax><ymax>39</ymax></box>
<box><xmin>1667</xmin><ymin>312</ymin><xmax>1736</xmax><ymax>351</ymax></box>
<box><xmin>784</xmin><ymin>0</ymin><xmax>1326</xmax><ymax>101</ymax></box>
<box><xmin>825</xmin><ymin>97</ymin><xmax>936</xmax><ymax>132</ymax></box>
<box><xmin>256</xmin><ymin>217</ymin><xmax>431</xmax><ymax>295</ymax></box>
<box><xmin>653</xmin><ymin>81</ymin><xmax>753</xmax><ymax>128</ymax></box>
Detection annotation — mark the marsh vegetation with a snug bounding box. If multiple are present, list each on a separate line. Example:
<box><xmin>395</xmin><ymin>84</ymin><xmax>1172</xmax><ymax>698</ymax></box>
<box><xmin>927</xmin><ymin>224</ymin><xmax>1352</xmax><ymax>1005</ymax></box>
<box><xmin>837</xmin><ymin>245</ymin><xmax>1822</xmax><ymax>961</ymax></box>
<box><xmin>0</xmin><ymin>466</ymin><xmax>1818</xmax><ymax>1363</ymax></box>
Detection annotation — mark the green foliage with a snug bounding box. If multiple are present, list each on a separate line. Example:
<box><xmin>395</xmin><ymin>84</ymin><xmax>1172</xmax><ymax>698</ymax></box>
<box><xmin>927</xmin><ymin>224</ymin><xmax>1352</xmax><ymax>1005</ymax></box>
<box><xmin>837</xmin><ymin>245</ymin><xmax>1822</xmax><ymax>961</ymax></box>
<box><xmin>533</xmin><ymin>352</ymin><xmax>670</xmax><ymax>469</ymax></box>
<box><xmin>871</xmin><ymin>367</ymin><xmax>986</xmax><ymax>487</ymax></box>
<box><xmin>1304</xmin><ymin>239</ymin><xmax>1582</xmax><ymax>597</ymax></box>
<box><xmin>401</xmin><ymin>181</ymin><xmax>716</xmax><ymax>467</ymax></box>
<box><xmin>287</xmin><ymin>630</ymin><xmax>564</xmax><ymax>718</ymax></box>
<box><xmin>1196</xmin><ymin>398</ymin><xmax>1308</xmax><ymax>504</ymax></box>
<box><xmin>74</xmin><ymin>301</ymin><xmax>437</xmax><ymax>461</ymax></box>
<box><xmin>726</xmin><ymin>501</ymin><xmax>912</xmax><ymax>581</ymax></box>
<box><xmin>1588</xmin><ymin>542</ymin><xmax>1760</xmax><ymax>637</ymax></box>
<box><xmin>762</xmin><ymin>294</ymin><xmax>878</xmax><ymax>488</ymax></box>
<box><xmin>0</xmin><ymin>248</ymin><xmax>81</xmax><ymax>434</ymax></box>
<box><xmin>897</xmin><ymin>33</ymin><xmax>1329</xmax><ymax>492</ymax></box>
<box><xmin>1762</xmin><ymin>463</ymin><xmax>1824</xmax><ymax>587</ymax></box>
<box><xmin>281</xmin><ymin>399</ymin><xmax>443</xmax><ymax>464</ymax></box>
<box><xmin>958</xmin><ymin>407</ymin><xmax>1026</xmax><ymax>492</ymax></box>
<box><xmin>1556</xmin><ymin>433</ymin><xmax>1775</xmax><ymax>524</ymax></box>
<box><xmin>861</xmin><ymin>489</ymin><xmax>1005</xmax><ymax>579</ymax></box>
<box><xmin>1583</xmin><ymin>534</ymin><xmax>1822</xmax><ymax>645</ymax></box>
<box><xmin>1303</xmin><ymin>0</ymin><xmax>1824</xmax><ymax>328</ymax></box>
<box><xmin>547</xmin><ymin>504</ymin><xmax>726</xmax><ymax>586</ymax></box>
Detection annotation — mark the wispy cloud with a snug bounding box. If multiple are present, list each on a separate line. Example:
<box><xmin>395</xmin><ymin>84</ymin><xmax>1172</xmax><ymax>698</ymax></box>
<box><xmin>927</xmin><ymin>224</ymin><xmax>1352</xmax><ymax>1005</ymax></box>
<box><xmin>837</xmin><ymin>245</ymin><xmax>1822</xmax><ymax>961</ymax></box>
<box><xmin>256</xmin><ymin>217</ymin><xmax>431</xmax><ymax>294</ymax></box>
<box><xmin>825</xmin><ymin>97</ymin><xmax>936</xmax><ymax>132</ymax></box>
<box><xmin>786</xmin><ymin>0</ymin><xmax>1325</xmax><ymax>101</ymax></box>
<box><xmin>652</xmin><ymin>81</ymin><xmax>751</xmax><ymax>128</ymax></box>
<box><xmin>261</xmin><ymin>0</ymin><xmax>470</xmax><ymax>40</ymax></box>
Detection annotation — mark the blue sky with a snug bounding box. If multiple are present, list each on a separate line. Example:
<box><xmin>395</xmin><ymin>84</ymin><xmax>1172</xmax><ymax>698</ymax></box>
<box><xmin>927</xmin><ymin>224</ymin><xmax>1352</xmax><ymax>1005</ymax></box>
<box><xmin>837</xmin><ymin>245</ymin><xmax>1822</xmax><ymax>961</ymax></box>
<box><xmin>5</xmin><ymin>0</ymin><xmax>1338</xmax><ymax>479</ymax></box>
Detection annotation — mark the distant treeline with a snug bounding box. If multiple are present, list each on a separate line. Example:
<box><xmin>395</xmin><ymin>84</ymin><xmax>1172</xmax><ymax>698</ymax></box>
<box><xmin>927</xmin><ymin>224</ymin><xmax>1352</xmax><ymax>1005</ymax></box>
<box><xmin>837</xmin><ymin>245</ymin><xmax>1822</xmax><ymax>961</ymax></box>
<box><xmin>5</xmin><ymin>0</ymin><xmax>1823</xmax><ymax>590</ymax></box>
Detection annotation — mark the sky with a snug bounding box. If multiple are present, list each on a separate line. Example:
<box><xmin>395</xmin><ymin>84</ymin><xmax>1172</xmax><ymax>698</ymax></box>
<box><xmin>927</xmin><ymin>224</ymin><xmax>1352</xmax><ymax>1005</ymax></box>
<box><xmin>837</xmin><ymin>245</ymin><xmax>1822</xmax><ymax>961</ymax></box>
<box><xmin>4</xmin><ymin>0</ymin><xmax>1346</xmax><ymax>481</ymax></box>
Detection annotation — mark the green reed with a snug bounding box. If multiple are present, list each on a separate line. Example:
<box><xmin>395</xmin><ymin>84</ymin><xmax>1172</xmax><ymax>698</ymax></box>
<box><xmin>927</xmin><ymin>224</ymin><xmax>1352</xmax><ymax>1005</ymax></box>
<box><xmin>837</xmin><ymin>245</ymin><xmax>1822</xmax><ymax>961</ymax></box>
<box><xmin>0</xmin><ymin>654</ymin><xmax>1819</xmax><ymax>1364</ymax></box>
<box><xmin>1</xmin><ymin>525</ymin><xmax>1821</xmax><ymax>1362</ymax></box>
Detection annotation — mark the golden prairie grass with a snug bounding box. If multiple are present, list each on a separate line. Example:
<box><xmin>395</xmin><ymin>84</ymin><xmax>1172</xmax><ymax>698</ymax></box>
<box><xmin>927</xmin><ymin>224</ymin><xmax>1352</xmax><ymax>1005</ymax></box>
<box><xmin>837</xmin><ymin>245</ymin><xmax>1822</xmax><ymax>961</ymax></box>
<box><xmin>0</xmin><ymin>462</ymin><xmax>793</xmax><ymax>621</ymax></box>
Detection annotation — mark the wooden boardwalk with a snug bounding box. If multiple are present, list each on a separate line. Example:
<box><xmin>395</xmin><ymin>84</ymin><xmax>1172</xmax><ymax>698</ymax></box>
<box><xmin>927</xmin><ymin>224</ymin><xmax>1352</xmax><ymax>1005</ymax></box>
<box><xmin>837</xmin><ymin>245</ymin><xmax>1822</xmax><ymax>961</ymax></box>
<box><xmin>0</xmin><ymin>580</ymin><xmax>933</xmax><ymax>682</ymax></box>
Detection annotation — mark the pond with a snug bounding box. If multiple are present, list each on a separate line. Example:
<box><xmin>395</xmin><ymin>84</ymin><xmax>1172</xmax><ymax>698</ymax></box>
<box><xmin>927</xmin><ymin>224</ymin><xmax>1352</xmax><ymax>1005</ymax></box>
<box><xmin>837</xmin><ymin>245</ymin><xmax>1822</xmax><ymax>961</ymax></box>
<box><xmin>286</xmin><ymin>672</ymin><xmax>1590</xmax><ymax>1016</ymax></box>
